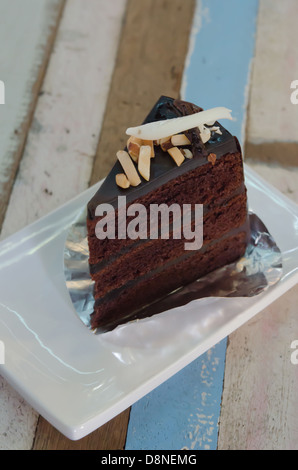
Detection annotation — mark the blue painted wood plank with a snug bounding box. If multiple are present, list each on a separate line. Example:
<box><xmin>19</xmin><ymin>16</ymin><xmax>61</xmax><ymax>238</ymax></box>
<box><xmin>125</xmin><ymin>0</ymin><xmax>259</xmax><ymax>450</ymax></box>
<box><xmin>125</xmin><ymin>341</ymin><xmax>227</xmax><ymax>450</ymax></box>
<box><xmin>183</xmin><ymin>0</ymin><xmax>259</xmax><ymax>144</ymax></box>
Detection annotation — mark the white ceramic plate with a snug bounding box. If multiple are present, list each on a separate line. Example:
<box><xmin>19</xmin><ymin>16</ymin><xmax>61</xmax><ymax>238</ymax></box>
<box><xmin>0</xmin><ymin>165</ymin><xmax>297</xmax><ymax>440</ymax></box>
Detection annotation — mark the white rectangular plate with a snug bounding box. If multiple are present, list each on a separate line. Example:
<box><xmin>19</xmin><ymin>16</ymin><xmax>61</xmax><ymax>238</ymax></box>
<box><xmin>0</xmin><ymin>164</ymin><xmax>297</xmax><ymax>440</ymax></box>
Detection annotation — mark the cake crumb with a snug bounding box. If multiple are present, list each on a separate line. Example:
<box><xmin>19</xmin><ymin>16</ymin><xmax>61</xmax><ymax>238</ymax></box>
<box><xmin>208</xmin><ymin>153</ymin><xmax>217</xmax><ymax>165</ymax></box>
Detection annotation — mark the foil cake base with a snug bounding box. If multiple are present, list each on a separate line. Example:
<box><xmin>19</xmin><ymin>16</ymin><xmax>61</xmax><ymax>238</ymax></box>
<box><xmin>64</xmin><ymin>210</ymin><xmax>283</xmax><ymax>334</ymax></box>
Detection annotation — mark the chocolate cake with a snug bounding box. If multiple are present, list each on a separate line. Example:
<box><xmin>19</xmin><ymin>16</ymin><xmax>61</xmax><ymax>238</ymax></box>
<box><xmin>87</xmin><ymin>96</ymin><xmax>249</xmax><ymax>332</ymax></box>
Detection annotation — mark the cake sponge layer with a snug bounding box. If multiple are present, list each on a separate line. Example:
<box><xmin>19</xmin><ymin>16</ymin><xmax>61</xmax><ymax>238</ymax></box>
<box><xmin>90</xmin><ymin>230</ymin><xmax>248</xmax><ymax>331</ymax></box>
<box><xmin>91</xmin><ymin>192</ymin><xmax>247</xmax><ymax>298</ymax></box>
<box><xmin>87</xmin><ymin>151</ymin><xmax>245</xmax><ymax>266</ymax></box>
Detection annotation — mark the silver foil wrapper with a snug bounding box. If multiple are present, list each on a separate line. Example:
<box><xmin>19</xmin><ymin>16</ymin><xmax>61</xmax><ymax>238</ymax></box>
<box><xmin>64</xmin><ymin>210</ymin><xmax>282</xmax><ymax>333</ymax></box>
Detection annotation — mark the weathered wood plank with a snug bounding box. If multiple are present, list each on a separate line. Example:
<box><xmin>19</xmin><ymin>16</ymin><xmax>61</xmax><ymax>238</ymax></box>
<box><xmin>126</xmin><ymin>341</ymin><xmax>227</xmax><ymax>450</ymax></box>
<box><xmin>219</xmin><ymin>168</ymin><xmax>298</xmax><ymax>450</ymax></box>
<box><xmin>0</xmin><ymin>0</ymin><xmax>65</xmax><ymax>231</ymax></box>
<box><xmin>32</xmin><ymin>0</ymin><xmax>197</xmax><ymax>450</ymax></box>
<box><xmin>33</xmin><ymin>410</ymin><xmax>130</xmax><ymax>450</ymax></box>
<box><xmin>182</xmin><ymin>0</ymin><xmax>259</xmax><ymax>145</ymax></box>
<box><xmin>125</xmin><ymin>0</ymin><xmax>259</xmax><ymax>450</ymax></box>
<box><xmin>0</xmin><ymin>0</ymin><xmax>127</xmax><ymax>241</ymax></box>
<box><xmin>0</xmin><ymin>0</ymin><xmax>127</xmax><ymax>450</ymax></box>
<box><xmin>245</xmin><ymin>0</ymin><xmax>298</xmax><ymax>165</ymax></box>
<box><xmin>0</xmin><ymin>0</ymin><xmax>65</xmax><ymax>451</ymax></box>
<box><xmin>219</xmin><ymin>0</ymin><xmax>298</xmax><ymax>450</ymax></box>
<box><xmin>218</xmin><ymin>284</ymin><xmax>298</xmax><ymax>450</ymax></box>
<box><xmin>90</xmin><ymin>0</ymin><xmax>196</xmax><ymax>185</ymax></box>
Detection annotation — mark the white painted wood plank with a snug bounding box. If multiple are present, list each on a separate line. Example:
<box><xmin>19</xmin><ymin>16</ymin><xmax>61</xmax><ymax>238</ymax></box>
<box><xmin>0</xmin><ymin>0</ymin><xmax>127</xmax><ymax>240</ymax></box>
<box><xmin>247</xmin><ymin>0</ymin><xmax>298</xmax><ymax>144</ymax></box>
<box><xmin>218</xmin><ymin>284</ymin><xmax>298</xmax><ymax>450</ymax></box>
<box><xmin>219</xmin><ymin>0</ymin><xmax>298</xmax><ymax>449</ymax></box>
<box><xmin>247</xmin><ymin>162</ymin><xmax>298</xmax><ymax>202</ymax></box>
<box><xmin>0</xmin><ymin>0</ymin><xmax>127</xmax><ymax>450</ymax></box>
<box><xmin>0</xmin><ymin>0</ymin><xmax>63</xmax><ymax>451</ymax></box>
<box><xmin>0</xmin><ymin>0</ymin><xmax>63</xmax><ymax>213</ymax></box>
<box><xmin>219</xmin><ymin>160</ymin><xmax>298</xmax><ymax>449</ymax></box>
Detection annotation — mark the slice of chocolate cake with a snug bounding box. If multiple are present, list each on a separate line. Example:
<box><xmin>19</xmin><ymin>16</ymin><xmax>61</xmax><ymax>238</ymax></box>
<box><xmin>87</xmin><ymin>96</ymin><xmax>249</xmax><ymax>332</ymax></box>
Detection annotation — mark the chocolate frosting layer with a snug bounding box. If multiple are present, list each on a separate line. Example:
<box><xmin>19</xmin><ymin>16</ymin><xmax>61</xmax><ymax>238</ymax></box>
<box><xmin>87</xmin><ymin>96</ymin><xmax>239</xmax><ymax>219</ymax></box>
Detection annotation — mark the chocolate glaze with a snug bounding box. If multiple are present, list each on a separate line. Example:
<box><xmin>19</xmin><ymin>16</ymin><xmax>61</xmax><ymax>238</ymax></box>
<box><xmin>87</xmin><ymin>96</ymin><xmax>239</xmax><ymax>219</ymax></box>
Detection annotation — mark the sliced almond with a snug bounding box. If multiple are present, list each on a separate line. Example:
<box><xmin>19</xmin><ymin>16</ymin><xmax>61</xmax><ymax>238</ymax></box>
<box><xmin>159</xmin><ymin>136</ymin><xmax>171</xmax><ymax>144</ymax></box>
<box><xmin>171</xmin><ymin>133</ymin><xmax>191</xmax><ymax>146</ymax></box>
<box><xmin>127</xmin><ymin>136</ymin><xmax>142</xmax><ymax>162</ymax></box>
<box><xmin>198</xmin><ymin>124</ymin><xmax>211</xmax><ymax>144</ymax></box>
<box><xmin>142</xmin><ymin>139</ymin><xmax>155</xmax><ymax>158</ymax></box>
<box><xmin>117</xmin><ymin>150</ymin><xmax>141</xmax><ymax>186</ymax></box>
<box><xmin>167</xmin><ymin>147</ymin><xmax>185</xmax><ymax>166</ymax></box>
<box><xmin>127</xmin><ymin>135</ymin><xmax>142</xmax><ymax>146</ymax></box>
<box><xmin>209</xmin><ymin>125</ymin><xmax>222</xmax><ymax>135</ymax></box>
<box><xmin>159</xmin><ymin>136</ymin><xmax>173</xmax><ymax>152</ymax></box>
<box><xmin>116</xmin><ymin>173</ymin><xmax>130</xmax><ymax>189</ymax></box>
<box><xmin>138</xmin><ymin>145</ymin><xmax>151</xmax><ymax>181</ymax></box>
<box><xmin>181</xmin><ymin>148</ymin><xmax>193</xmax><ymax>159</ymax></box>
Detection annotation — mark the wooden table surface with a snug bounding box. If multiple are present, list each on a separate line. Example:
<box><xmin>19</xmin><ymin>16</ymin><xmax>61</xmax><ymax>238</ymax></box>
<box><xmin>0</xmin><ymin>0</ymin><xmax>298</xmax><ymax>450</ymax></box>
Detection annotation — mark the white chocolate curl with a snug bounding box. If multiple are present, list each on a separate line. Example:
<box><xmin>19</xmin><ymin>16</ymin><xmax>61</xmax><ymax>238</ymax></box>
<box><xmin>126</xmin><ymin>107</ymin><xmax>233</xmax><ymax>141</ymax></box>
